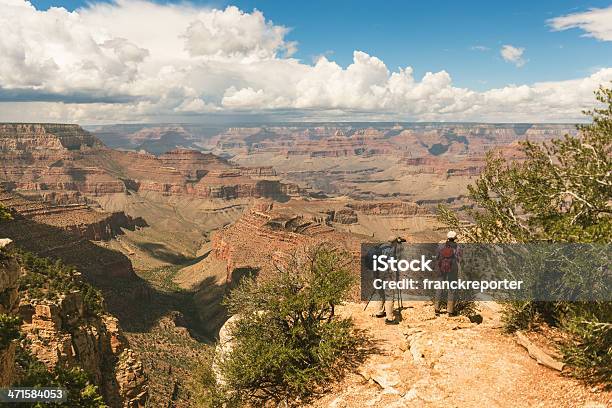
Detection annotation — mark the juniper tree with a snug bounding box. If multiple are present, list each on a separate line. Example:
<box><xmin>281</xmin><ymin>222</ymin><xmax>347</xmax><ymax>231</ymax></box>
<box><xmin>438</xmin><ymin>86</ymin><xmax>611</xmax><ymax>385</ymax></box>
<box><xmin>199</xmin><ymin>244</ymin><xmax>366</xmax><ymax>406</ymax></box>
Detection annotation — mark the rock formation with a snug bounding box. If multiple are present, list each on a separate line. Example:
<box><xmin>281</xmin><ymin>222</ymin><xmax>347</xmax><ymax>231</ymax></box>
<box><xmin>19</xmin><ymin>295</ymin><xmax>148</xmax><ymax>407</ymax></box>
<box><xmin>0</xmin><ymin>240</ymin><xmax>20</xmax><ymax>387</ymax></box>
<box><xmin>0</xmin><ymin>195</ymin><xmax>136</xmax><ymax>283</ymax></box>
<box><xmin>0</xmin><ymin>191</ymin><xmax>144</xmax><ymax>241</ymax></box>
<box><xmin>0</xmin><ymin>124</ymin><xmax>299</xmax><ymax>204</ymax></box>
<box><xmin>0</xmin><ymin>242</ymin><xmax>148</xmax><ymax>407</ymax></box>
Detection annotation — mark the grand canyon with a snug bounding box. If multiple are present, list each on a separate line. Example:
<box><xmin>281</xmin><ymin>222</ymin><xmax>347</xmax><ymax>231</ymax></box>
<box><xmin>2</xmin><ymin>0</ymin><xmax>612</xmax><ymax>405</ymax></box>
<box><xmin>3</xmin><ymin>120</ymin><xmax>608</xmax><ymax>407</ymax></box>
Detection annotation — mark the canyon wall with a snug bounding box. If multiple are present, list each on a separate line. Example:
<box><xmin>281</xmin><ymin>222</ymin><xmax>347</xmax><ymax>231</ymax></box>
<box><xmin>0</xmin><ymin>124</ymin><xmax>299</xmax><ymax>204</ymax></box>
<box><xmin>0</xmin><ymin>201</ymin><xmax>136</xmax><ymax>283</ymax></box>
<box><xmin>19</xmin><ymin>294</ymin><xmax>148</xmax><ymax>407</ymax></box>
<box><xmin>0</xmin><ymin>243</ymin><xmax>148</xmax><ymax>407</ymax></box>
<box><xmin>0</xmin><ymin>191</ymin><xmax>143</xmax><ymax>241</ymax></box>
<box><xmin>0</xmin><ymin>242</ymin><xmax>20</xmax><ymax>387</ymax></box>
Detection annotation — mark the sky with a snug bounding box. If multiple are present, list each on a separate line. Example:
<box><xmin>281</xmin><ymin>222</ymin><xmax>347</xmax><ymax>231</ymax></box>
<box><xmin>1</xmin><ymin>0</ymin><xmax>612</xmax><ymax>123</ymax></box>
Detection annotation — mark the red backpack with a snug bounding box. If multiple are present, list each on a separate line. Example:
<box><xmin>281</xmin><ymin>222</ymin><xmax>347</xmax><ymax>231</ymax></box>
<box><xmin>439</xmin><ymin>244</ymin><xmax>455</xmax><ymax>273</ymax></box>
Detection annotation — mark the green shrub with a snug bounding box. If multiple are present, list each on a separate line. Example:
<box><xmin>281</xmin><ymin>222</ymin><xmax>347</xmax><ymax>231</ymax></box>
<box><xmin>560</xmin><ymin>302</ymin><xmax>612</xmax><ymax>385</ymax></box>
<box><xmin>437</xmin><ymin>86</ymin><xmax>611</xmax><ymax>387</ymax></box>
<box><xmin>0</xmin><ymin>314</ymin><xmax>21</xmax><ymax>348</ymax></box>
<box><xmin>204</xmin><ymin>244</ymin><xmax>367</xmax><ymax>406</ymax></box>
<box><xmin>0</xmin><ymin>204</ymin><xmax>12</xmax><ymax>221</ymax></box>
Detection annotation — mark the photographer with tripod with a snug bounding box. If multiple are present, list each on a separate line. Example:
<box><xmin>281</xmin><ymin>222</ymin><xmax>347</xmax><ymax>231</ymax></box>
<box><xmin>370</xmin><ymin>236</ymin><xmax>406</xmax><ymax>325</ymax></box>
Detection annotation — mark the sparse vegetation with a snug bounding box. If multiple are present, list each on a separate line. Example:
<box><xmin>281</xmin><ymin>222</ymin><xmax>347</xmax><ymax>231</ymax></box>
<box><xmin>438</xmin><ymin>86</ymin><xmax>612</xmax><ymax>387</ymax></box>
<box><xmin>0</xmin><ymin>203</ymin><xmax>12</xmax><ymax>221</ymax></box>
<box><xmin>0</xmin><ymin>314</ymin><xmax>21</xmax><ymax>348</ymax></box>
<box><xmin>16</xmin><ymin>250</ymin><xmax>104</xmax><ymax>316</ymax></box>
<box><xmin>138</xmin><ymin>264</ymin><xmax>186</xmax><ymax>292</ymax></box>
<box><xmin>198</xmin><ymin>244</ymin><xmax>368</xmax><ymax>406</ymax></box>
<box><xmin>0</xmin><ymin>247</ymin><xmax>110</xmax><ymax>405</ymax></box>
<box><xmin>15</xmin><ymin>347</ymin><xmax>106</xmax><ymax>407</ymax></box>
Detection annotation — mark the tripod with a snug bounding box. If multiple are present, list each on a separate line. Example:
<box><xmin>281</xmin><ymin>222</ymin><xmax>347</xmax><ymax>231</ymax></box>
<box><xmin>363</xmin><ymin>273</ymin><xmax>404</xmax><ymax>312</ymax></box>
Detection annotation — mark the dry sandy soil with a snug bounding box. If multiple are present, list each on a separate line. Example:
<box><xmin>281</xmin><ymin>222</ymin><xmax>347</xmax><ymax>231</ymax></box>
<box><xmin>309</xmin><ymin>302</ymin><xmax>610</xmax><ymax>408</ymax></box>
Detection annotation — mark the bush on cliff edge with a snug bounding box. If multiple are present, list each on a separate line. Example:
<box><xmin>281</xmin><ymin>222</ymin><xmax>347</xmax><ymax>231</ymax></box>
<box><xmin>198</xmin><ymin>244</ymin><xmax>367</xmax><ymax>407</ymax></box>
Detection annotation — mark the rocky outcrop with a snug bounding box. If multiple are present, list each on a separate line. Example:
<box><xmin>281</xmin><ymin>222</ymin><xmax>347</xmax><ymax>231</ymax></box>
<box><xmin>185</xmin><ymin>201</ymin><xmax>366</xmax><ymax>333</ymax></box>
<box><xmin>0</xmin><ymin>240</ymin><xmax>20</xmax><ymax>387</ymax></box>
<box><xmin>238</xmin><ymin>166</ymin><xmax>277</xmax><ymax>177</ymax></box>
<box><xmin>19</xmin><ymin>295</ymin><xmax>147</xmax><ymax>407</ymax></box>
<box><xmin>347</xmin><ymin>201</ymin><xmax>429</xmax><ymax>216</ymax></box>
<box><xmin>0</xmin><ymin>191</ymin><xmax>143</xmax><ymax>241</ymax></box>
<box><xmin>62</xmin><ymin>212</ymin><xmax>145</xmax><ymax>241</ymax></box>
<box><xmin>0</xmin><ymin>124</ymin><xmax>125</xmax><ymax>198</ymax></box>
<box><xmin>209</xmin><ymin>200</ymin><xmax>365</xmax><ymax>285</ymax></box>
<box><xmin>0</xmin><ymin>123</ymin><xmax>102</xmax><ymax>151</ymax></box>
<box><xmin>157</xmin><ymin>149</ymin><xmax>228</xmax><ymax>180</ymax></box>
<box><xmin>326</xmin><ymin>208</ymin><xmax>359</xmax><ymax>224</ymax></box>
<box><xmin>1</xmin><ymin>242</ymin><xmax>147</xmax><ymax>406</ymax></box>
<box><xmin>0</xmin><ymin>210</ymin><xmax>136</xmax><ymax>282</ymax></box>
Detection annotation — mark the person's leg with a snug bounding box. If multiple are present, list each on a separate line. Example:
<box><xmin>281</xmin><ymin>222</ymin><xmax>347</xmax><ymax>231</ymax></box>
<box><xmin>383</xmin><ymin>282</ymin><xmax>395</xmax><ymax>322</ymax></box>
<box><xmin>447</xmin><ymin>267</ymin><xmax>458</xmax><ymax>315</ymax></box>
<box><xmin>384</xmin><ymin>297</ymin><xmax>395</xmax><ymax>320</ymax></box>
<box><xmin>447</xmin><ymin>291</ymin><xmax>455</xmax><ymax>315</ymax></box>
<box><xmin>373</xmin><ymin>287</ymin><xmax>386</xmax><ymax>317</ymax></box>
<box><xmin>434</xmin><ymin>272</ymin><xmax>448</xmax><ymax>314</ymax></box>
<box><xmin>434</xmin><ymin>287</ymin><xmax>442</xmax><ymax>314</ymax></box>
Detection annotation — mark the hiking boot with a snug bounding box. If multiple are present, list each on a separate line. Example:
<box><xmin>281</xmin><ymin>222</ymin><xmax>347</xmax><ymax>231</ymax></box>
<box><xmin>374</xmin><ymin>312</ymin><xmax>386</xmax><ymax>318</ymax></box>
<box><xmin>384</xmin><ymin>319</ymin><xmax>399</xmax><ymax>325</ymax></box>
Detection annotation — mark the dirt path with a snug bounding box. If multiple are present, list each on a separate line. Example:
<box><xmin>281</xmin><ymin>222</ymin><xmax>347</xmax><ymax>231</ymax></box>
<box><xmin>309</xmin><ymin>301</ymin><xmax>610</xmax><ymax>408</ymax></box>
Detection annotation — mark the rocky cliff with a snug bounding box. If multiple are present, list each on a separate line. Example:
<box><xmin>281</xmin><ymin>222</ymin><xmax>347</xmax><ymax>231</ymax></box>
<box><xmin>0</xmin><ymin>243</ymin><xmax>148</xmax><ymax>407</ymax></box>
<box><xmin>0</xmin><ymin>125</ymin><xmax>299</xmax><ymax>203</ymax></box>
<box><xmin>210</xmin><ymin>200</ymin><xmax>366</xmax><ymax>285</ymax></box>
<box><xmin>176</xmin><ymin>199</ymin><xmax>367</xmax><ymax>333</ymax></box>
<box><xmin>347</xmin><ymin>201</ymin><xmax>429</xmax><ymax>216</ymax></box>
<box><xmin>0</xmin><ymin>241</ymin><xmax>20</xmax><ymax>387</ymax></box>
<box><xmin>0</xmin><ymin>123</ymin><xmax>102</xmax><ymax>151</ymax></box>
<box><xmin>19</xmin><ymin>294</ymin><xmax>147</xmax><ymax>407</ymax></box>
<box><xmin>0</xmin><ymin>198</ymin><xmax>136</xmax><ymax>283</ymax></box>
<box><xmin>0</xmin><ymin>191</ymin><xmax>144</xmax><ymax>241</ymax></box>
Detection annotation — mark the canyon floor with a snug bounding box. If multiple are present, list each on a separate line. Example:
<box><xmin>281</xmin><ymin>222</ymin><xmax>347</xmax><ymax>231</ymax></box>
<box><xmin>309</xmin><ymin>302</ymin><xmax>611</xmax><ymax>408</ymax></box>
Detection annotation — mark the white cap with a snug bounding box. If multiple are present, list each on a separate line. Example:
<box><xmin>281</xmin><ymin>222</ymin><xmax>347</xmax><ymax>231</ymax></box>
<box><xmin>447</xmin><ymin>231</ymin><xmax>457</xmax><ymax>239</ymax></box>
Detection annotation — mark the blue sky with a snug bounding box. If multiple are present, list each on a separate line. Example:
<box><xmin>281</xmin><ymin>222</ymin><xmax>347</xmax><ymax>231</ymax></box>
<box><xmin>29</xmin><ymin>0</ymin><xmax>612</xmax><ymax>90</ymax></box>
<box><xmin>2</xmin><ymin>0</ymin><xmax>611</xmax><ymax>123</ymax></box>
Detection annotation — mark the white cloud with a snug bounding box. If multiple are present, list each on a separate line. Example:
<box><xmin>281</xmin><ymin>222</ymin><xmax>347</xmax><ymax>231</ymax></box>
<box><xmin>182</xmin><ymin>7</ymin><xmax>295</xmax><ymax>59</ymax></box>
<box><xmin>548</xmin><ymin>6</ymin><xmax>612</xmax><ymax>41</ymax></box>
<box><xmin>500</xmin><ymin>45</ymin><xmax>526</xmax><ymax>67</ymax></box>
<box><xmin>0</xmin><ymin>0</ymin><xmax>610</xmax><ymax>124</ymax></box>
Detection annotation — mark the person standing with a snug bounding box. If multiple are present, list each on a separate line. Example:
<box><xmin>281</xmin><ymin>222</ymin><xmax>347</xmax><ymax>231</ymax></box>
<box><xmin>373</xmin><ymin>236</ymin><xmax>406</xmax><ymax>325</ymax></box>
<box><xmin>434</xmin><ymin>231</ymin><xmax>462</xmax><ymax>316</ymax></box>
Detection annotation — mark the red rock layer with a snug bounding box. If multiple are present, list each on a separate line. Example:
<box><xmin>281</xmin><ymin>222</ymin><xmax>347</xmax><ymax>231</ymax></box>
<box><xmin>211</xmin><ymin>200</ymin><xmax>367</xmax><ymax>287</ymax></box>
